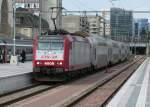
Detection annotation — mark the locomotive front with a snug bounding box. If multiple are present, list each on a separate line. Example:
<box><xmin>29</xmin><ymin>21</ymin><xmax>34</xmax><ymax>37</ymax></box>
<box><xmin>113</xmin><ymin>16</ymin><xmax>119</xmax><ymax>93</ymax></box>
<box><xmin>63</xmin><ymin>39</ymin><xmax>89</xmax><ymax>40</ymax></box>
<box><xmin>33</xmin><ymin>36</ymin><xmax>68</xmax><ymax>81</ymax></box>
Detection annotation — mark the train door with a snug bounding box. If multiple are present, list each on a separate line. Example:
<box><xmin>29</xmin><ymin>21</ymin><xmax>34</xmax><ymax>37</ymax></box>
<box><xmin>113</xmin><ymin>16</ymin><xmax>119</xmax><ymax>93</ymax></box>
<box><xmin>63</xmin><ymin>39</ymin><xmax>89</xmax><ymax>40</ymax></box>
<box><xmin>108</xmin><ymin>47</ymin><xmax>112</xmax><ymax>64</ymax></box>
<box><xmin>119</xmin><ymin>48</ymin><xmax>121</xmax><ymax>61</ymax></box>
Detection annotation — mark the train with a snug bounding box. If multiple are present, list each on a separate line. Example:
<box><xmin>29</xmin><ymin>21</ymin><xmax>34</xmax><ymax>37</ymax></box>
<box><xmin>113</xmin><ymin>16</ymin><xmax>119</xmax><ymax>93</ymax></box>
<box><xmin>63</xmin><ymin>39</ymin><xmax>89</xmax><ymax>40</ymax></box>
<box><xmin>0</xmin><ymin>38</ymin><xmax>33</xmax><ymax>63</ymax></box>
<box><xmin>33</xmin><ymin>34</ymin><xmax>130</xmax><ymax>81</ymax></box>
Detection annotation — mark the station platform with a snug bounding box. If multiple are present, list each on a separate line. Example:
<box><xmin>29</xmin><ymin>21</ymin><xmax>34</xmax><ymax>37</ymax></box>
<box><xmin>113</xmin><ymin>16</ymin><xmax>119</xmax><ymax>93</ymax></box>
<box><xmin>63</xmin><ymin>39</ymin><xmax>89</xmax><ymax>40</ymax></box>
<box><xmin>107</xmin><ymin>57</ymin><xmax>150</xmax><ymax>107</ymax></box>
<box><xmin>0</xmin><ymin>61</ymin><xmax>32</xmax><ymax>78</ymax></box>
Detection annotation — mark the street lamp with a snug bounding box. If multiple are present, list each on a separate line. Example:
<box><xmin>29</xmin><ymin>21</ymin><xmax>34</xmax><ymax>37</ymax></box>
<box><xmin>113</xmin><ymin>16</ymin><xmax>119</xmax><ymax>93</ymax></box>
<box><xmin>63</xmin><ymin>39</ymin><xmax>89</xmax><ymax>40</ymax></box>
<box><xmin>13</xmin><ymin>0</ymin><xmax>16</xmax><ymax>56</ymax></box>
<box><xmin>10</xmin><ymin>0</ymin><xmax>18</xmax><ymax>65</ymax></box>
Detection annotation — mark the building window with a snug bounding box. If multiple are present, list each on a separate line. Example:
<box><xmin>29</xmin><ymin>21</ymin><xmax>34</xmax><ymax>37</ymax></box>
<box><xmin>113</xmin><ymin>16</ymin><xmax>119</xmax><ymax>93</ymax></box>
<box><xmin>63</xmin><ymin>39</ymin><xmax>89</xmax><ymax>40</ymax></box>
<box><xmin>16</xmin><ymin>18</ymin><xmax>20</xmax><ymax>24</ymax></box>
<box><xmin>92</xmin><ymin>24</ymin><xmax>96</xmax><ymax>27</ymax></box>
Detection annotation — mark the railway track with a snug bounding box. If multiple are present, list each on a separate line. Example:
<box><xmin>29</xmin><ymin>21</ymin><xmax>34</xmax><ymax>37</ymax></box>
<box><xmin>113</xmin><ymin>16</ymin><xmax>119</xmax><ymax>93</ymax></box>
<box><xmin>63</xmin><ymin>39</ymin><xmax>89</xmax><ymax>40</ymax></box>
<box><xmin>6</xmin><ymin>56</ymin><xmax>144</xmax><ymax>107</ymax></box>
<box><xmin>0</xmin><ymin>83</ymin><xmax>40</xmax><ymax>97</ymax></box>
<box><xmin>0</xmin><ymin>60</ymin><xmax>131</xmax><ymax>106</ymax></box>
<box><xmin>0</xmin><ymin>83</ymin><xmax>61</xmax><ymax>106</ymax></box>
<box><xmin>0</xmin><ymin>56</ymin><xmax>144</xmax><ymax>107</ymax></box>
<box><xmin>71</xmin><ymin>56</ymin><xmax>145</xmax><ymax>107</ymax></box>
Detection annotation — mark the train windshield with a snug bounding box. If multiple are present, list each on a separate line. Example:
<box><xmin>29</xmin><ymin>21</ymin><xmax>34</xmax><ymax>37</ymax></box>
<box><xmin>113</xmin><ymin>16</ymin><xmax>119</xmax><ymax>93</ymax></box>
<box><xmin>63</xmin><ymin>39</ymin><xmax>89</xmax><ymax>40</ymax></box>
<box><xmin>38</xmin><ymin>39</ymin><xmax>64</xmax><ymax>50</ymax></box>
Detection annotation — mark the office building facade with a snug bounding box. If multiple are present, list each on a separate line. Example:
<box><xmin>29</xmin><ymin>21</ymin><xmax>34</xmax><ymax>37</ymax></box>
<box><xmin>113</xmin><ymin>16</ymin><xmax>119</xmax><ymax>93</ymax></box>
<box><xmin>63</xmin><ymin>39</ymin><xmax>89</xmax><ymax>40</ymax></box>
<box><xmin>134</xmin><ymin>18</ymin><xmax>148</xmax><ymax>36</ymax></box>
<box><xmin>110</xmin><ymin>8</ymin><xmax>133</xmax><ymax>40</ymax></box>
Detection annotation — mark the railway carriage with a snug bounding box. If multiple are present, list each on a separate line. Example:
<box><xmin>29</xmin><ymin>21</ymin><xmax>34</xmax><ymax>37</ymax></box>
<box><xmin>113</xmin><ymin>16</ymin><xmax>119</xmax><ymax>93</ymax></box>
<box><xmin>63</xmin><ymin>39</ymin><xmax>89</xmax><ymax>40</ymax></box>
<box><xmin>87</xmin><ymin>35</ymin><xmax>109</xmax><ymax>69</ymax></box>
<box><xmin>0</xmin><ymin>38</ymin><xmax>33</xmax><ymax>63</ymax></box>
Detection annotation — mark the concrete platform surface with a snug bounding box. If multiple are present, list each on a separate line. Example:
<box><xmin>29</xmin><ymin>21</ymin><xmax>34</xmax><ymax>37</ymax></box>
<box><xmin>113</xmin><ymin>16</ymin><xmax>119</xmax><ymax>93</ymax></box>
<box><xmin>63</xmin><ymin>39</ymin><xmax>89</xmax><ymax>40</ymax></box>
<box><xmin>107</xmin><ymin>57</ymin><xmax>150</xmax><ymax>107</ymax></box>
<box><xmin>0</xmin><ymin>62</ymin><xmax>32</xmax><ymax>78</ymax></box>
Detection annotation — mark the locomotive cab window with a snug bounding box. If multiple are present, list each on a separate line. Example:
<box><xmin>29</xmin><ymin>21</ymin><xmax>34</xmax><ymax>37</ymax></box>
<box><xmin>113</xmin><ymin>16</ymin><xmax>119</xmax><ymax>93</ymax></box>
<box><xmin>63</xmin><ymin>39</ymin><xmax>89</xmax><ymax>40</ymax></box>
<box><xmin>38</xmin><ymin>39</ymin><xmax>64</xmax><ymax>50</ymax></box>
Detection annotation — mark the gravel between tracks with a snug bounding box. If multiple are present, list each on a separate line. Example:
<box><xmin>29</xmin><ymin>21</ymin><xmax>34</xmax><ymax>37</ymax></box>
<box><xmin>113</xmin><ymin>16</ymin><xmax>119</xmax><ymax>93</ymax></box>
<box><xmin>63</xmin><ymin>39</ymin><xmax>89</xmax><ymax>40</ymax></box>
<box><xmin>73</xmin><ymin>58</ymin><xmax>144</xmax><ymax>107</ymax></box>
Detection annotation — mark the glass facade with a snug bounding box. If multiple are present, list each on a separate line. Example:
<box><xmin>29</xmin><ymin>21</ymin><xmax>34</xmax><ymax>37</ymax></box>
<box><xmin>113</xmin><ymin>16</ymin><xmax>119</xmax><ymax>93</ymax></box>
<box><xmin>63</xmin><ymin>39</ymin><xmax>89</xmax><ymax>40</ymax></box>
<box><xmin>134</xmin><ymin>18</ymin><xmax>148</xmax><ymax>36</ymax></box>
<box><xmin>110</xmin><ymin>8</ymin><xmax>133</xmax><ymax>40</ymax></box>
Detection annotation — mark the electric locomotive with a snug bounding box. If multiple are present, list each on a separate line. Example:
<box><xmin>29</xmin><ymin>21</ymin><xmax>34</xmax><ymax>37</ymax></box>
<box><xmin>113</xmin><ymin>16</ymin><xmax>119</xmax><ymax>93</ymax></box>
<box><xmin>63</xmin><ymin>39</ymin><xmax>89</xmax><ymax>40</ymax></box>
<box><xmin>33</xmin><ymin>33</ymin><xmax>92</xmax><ymax>81</ymax></box>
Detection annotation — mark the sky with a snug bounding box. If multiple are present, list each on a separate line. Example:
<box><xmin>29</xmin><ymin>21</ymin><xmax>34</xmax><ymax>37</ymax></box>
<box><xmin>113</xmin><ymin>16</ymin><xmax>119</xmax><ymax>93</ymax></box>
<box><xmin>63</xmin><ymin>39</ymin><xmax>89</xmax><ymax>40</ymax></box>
<box><xmin>63</xmin><ymin>0</ymin><xmax>150</xmax><ymax>19</ymax></box>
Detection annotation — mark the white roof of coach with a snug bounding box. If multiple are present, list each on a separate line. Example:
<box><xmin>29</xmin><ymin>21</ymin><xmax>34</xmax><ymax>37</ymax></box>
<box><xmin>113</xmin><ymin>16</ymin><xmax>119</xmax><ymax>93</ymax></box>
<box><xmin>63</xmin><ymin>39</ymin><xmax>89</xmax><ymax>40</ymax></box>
<box><xmin>87</xmin><ymin>34</ymin><xmax>109</xmax><ymax>46</ymax></box>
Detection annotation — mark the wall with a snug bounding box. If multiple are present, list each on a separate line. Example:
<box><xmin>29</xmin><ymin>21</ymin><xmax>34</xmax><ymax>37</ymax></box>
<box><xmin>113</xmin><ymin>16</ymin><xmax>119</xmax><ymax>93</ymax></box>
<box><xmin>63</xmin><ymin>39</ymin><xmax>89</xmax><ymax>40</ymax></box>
<box><xmin>0</xmin><ymin>0</ymin><xmax>13</xmax><ymax>35</ymax></box>
<box><xmin>62</xmin><ymin>16</ymin><xmax>80</xmax><ymax>33</ymax></box>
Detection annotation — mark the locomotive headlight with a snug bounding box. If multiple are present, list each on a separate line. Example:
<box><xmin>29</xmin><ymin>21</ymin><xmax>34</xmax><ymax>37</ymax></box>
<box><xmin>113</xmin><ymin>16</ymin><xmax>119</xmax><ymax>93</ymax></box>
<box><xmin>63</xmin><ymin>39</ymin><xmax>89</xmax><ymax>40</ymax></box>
<box><xmin>57</xmin><ymin>62</ymin><xmax>62</xmax><ymax>65</ymax></box>
<box><xmin>37</xmin><ymin>62</ymin><xmax>40</xmax><ymax>65</ymax></box>
<box><xmin>60</xmin><ymin>62</ymin><xmax>62</xmax><ymax>65</ymax></box>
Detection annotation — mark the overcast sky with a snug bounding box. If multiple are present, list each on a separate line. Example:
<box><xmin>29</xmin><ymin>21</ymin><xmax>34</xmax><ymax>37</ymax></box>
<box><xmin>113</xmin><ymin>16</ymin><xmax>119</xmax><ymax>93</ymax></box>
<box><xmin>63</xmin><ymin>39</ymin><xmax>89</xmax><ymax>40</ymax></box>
<box><xmin>63</xmin><ymin>0</ymin><xmax>150</xmax><ymax>19</ymax></box>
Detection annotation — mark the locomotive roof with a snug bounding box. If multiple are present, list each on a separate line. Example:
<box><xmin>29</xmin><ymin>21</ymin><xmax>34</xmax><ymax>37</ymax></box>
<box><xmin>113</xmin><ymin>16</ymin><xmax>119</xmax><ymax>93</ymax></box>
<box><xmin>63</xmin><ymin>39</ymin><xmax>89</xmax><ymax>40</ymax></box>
<box><xmin>87</xmin><ymin>34</ymin><xmax>127</xmax><ymax>47</ymax></box>
<box><xmin>87</xmin><ymin>34</ymin><xmax>109</xmax><ymax>45</ymax></box>
<box><xmin>38</xmin><ymin>35</ymin><xmax>89</xmax><ymax>42</ymax></box>
<box><xmin>38</xmin><ymin>35</ymin><xmax>65</xmax><ymax>40</ymax></box>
